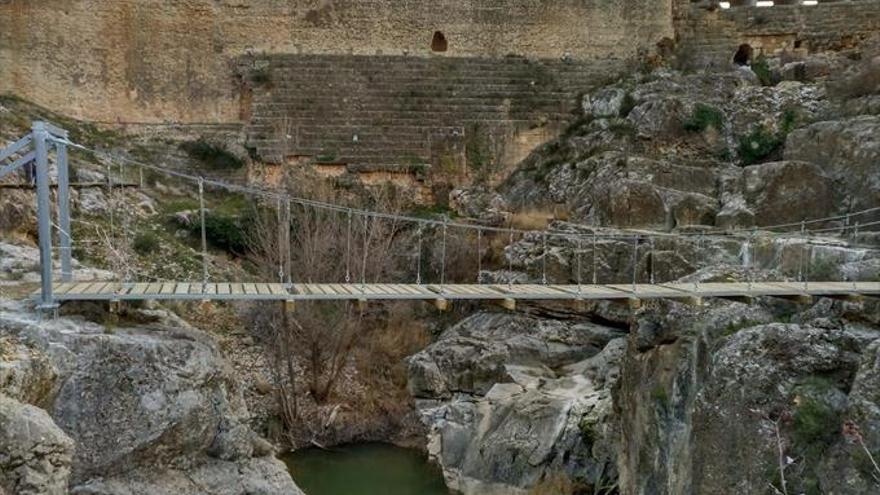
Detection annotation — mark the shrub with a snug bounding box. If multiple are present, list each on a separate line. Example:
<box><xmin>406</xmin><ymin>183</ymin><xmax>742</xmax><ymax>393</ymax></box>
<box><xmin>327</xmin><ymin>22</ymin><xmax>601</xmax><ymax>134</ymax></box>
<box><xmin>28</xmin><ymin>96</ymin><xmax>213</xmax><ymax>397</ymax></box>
<box><xmin>179</xmin><ymin>140</ymin><xmax>244</xmax><ymax>170</ymax></box>
<box><xmin>198</xmin><ymin>212</ymin><xmax>247</xmax><ymax>255</ymax></box>
<box><xmin>133</xmin><ymin>231</ymin><xmax>161</xmax><ymax>256</ymax></box>
<box><xmin>737</xmin><ymin>109</ymin><xmax>799</xmax><ymax>166</ymax></box>
<box><xmin>683</xmin><ymin>104</ymin><xmax>724</xmax><ymax>132</ymax></box>
<box><xmin>737</xmin><ymin>125</ymin><xmax>784</xmax><ymax>165</ymax></box>
<box><xmin>751</xmin><ymin>55</ymin><xmax>775</xmax><ymax>86</ymax></box>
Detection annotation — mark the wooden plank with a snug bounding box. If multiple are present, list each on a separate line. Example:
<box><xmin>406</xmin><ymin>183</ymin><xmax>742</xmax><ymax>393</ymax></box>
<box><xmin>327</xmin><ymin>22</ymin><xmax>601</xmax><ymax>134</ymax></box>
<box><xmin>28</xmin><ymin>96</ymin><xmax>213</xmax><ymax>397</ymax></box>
<box><xmin>160</xmin><ymin>283</ymin><xmax>176</xmax><ymax>295</ymax></box>
<box><xmin>83</xmin><ymin>282</ymin><xmax>108</xmax><ymax>294</ymax></box>
<box><xmin>243</xmin><ymin>283</ymin><xmax>258</xmax><ymax>295</ymax></box>
<box><xmin>146</xmin><ymin>283</ymin><xmax>163</xmax><ymax>295</ymax></box>
<box><xmin>68</xmin><ymin>282</ymin><xmax>92</xmax><ymax>295</ymax></box>
<box><xmin>268</xmin><ymin>284</ymin><xmax>288</xmax><ymax>296</ymax></box>
<box><xmin>53</xmin><ymin>283</ymin><xmax>77</xmax><ymax>295</ymax></box>
<box><xmin>175</xmin><ymin>283</ymin><xmax>190</xmax><ymax>295</ymax></box>
<box><xmin>230</xmin><ymin>284</ymin><xmax>244</xmax><ymax>295</ymax></box>
<box><xmin>189</xmin><ymin>284</ymin><xmax>203</xmax><ymax>295</ymax></box>
<box><xmin>217</xmin><ymin>283</ymin><xmax>230</xmax><ymax>295</ymax></box>
<box><xmin>129</xmin><ymin>283</ymin><xmax>150</xmax><ymax>295</ymax></box>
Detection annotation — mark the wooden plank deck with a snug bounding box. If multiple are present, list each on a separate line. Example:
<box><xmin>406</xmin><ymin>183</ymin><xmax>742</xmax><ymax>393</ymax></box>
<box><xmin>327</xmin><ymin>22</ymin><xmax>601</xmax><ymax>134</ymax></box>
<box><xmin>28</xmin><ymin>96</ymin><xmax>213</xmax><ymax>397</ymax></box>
<box><xmin>35</xmin><ymin>281</ymin><xmax>880</xmax><ymax>303</ymax></box>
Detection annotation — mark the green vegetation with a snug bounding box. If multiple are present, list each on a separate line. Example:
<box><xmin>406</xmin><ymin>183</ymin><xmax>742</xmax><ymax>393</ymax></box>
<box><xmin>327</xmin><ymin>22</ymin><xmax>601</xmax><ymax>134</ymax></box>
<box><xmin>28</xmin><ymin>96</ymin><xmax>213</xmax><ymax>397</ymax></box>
<box><xmin>752</xmin><ymin>55</ymin><xmax>774</xmax><ymax>86</ymax></box>
<box><xmin>793</xmin><ymin>378</ymin><xmax>840</xmax><ymax>452</ymax></box>
<box><xmin>683</xmin><ymin>104</ymin><xmax>724</xmax><ymax>133</ymax></box>
<box><xmin>198</xmin><ymin>212</ymin><xmax>248</xmax><ymax>255</ymax></box>
<box><xmin>652</xmin><ymin>385</ymin><xmax>670</xmax><ymax>407</ymax></box>
<box><xmin>179</xmin><ymin>140</ymin><xmax>244</xmax><ymax>170</ymax></box>
<box><xmin>737</xmin><ymin>110</ymin><xmax>798</xmax><ymax>166</ymax></box>
<box><xmin>737</xmin><ymin>125</ymin><xmax>782</xmax><ymax>166</ymax></box>
<box><xmin>132</xmin><ymin>231</ymin><xmax>161</xmax><ymax>256</ymax></box>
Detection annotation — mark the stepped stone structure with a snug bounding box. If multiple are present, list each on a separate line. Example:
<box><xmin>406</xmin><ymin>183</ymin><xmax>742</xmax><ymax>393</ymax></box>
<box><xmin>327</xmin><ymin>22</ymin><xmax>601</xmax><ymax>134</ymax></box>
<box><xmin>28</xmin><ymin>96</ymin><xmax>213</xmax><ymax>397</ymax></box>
<box><xmin>1</xmin><ymin>0</ymin><xmax>878</xmax><ymax>171</ymax></box>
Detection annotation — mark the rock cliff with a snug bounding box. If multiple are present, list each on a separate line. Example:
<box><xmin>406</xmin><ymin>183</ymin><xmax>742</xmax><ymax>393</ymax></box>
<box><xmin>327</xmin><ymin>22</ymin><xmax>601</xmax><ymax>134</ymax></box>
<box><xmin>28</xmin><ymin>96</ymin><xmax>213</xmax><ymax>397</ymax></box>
<box><xmin>0</xmin><ymin>300</ymin><xmax>302</xmax><ymax>495</ymax></box>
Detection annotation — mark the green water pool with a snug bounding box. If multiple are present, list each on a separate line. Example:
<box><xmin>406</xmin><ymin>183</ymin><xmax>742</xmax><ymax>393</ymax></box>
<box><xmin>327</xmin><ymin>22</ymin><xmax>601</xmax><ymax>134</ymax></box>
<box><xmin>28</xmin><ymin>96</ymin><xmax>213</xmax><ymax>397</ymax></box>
<box><xmin>282</xmin><ymin>443</ymin><xmax>451</xmax><ymax>495</ymax></box>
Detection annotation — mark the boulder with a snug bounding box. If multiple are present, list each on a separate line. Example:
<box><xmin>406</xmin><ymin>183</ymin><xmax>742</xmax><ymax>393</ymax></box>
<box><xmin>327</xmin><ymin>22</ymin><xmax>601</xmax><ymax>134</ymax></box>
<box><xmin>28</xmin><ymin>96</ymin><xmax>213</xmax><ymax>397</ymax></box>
<box><xmin>408</xmin><ymin>312</ymin><xmax>626</xmax><ymax>494</ymax></box>
<box><xmin>582</xmin><ymin>88</ymin><xmax>627</xmax><ymax>118</ymax></box>
<box><xmin>742</xmin><ymin>160</ymin><xmax>834</xmax><ymax>227</ymax></box>
<box><xmin>0</xmin><ymin>394</ymin><xmax>75</xmax><ymax>495</ymax></box>
<box><xmin>785</xmin><ymin>116</ymin><xmax>880</xmax><ymax>217</ymax></box>
<box><xmin>0</xmin><ymin>302</ymin><xmax>301</xmax><ymax>495</ymax></box>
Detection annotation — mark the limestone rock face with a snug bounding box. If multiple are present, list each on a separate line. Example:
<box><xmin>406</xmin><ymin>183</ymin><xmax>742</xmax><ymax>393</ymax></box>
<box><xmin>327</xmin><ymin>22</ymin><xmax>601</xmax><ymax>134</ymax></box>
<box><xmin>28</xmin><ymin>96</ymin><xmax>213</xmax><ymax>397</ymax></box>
<box><xmin>617</xmin><ymin>300</ymin><xmax>880</xmax><ymax>495</ymax></box>
<box><xmin>0</xmin><ymin>394</ymin><xmax>75</xmax><ymax>495</ymax></box>
<box><xmin>408</xmin><ymin>312</ymin><xmax>626</xmax><ymax>494</ymax></box>
<box><xmin>0</xmin><ymin>301</ymin><xmax>302</xmax><ymax>495</ymax></box>
<box><xmin>742</xmin><ymin>160</ymin><xmax>834</xmax><ymax>227</ymax></box>
<box><xmin>785</xmin><ymin>116</ymin><xmax>880</xmax><ymax>218</ymax></box>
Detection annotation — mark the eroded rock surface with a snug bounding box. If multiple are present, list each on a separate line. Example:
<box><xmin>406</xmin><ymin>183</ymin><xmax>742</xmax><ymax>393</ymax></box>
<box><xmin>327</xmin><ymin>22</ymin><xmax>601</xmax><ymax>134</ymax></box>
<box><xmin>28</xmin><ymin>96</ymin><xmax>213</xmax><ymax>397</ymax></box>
<box><xmin>0</xmin><ymin>301</ymin><xmax>302</xmax><ymax>495</ymax></box>
<box><xmin>408</xmin><ymin>312</ymin><xmax>626</xmax><ymax>494</ymax></box>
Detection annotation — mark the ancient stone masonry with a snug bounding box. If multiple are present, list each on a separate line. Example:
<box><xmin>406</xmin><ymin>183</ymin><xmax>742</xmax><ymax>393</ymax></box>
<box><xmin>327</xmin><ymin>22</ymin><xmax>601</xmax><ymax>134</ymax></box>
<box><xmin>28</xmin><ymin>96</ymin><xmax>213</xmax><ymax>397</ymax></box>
<box><xmin>241</xmin><ymin>55</ymin><xmax>627</xmax><ymax>173</ymax></box>
<box><xmin>0</xmin><ymin>0</ymin><xmax>672</xmax><ymax>124</ymax></box>
<box><xmin>676</xmin><ymin>0</ymin><xmax>880</xmax><ymax>68</ymax></box>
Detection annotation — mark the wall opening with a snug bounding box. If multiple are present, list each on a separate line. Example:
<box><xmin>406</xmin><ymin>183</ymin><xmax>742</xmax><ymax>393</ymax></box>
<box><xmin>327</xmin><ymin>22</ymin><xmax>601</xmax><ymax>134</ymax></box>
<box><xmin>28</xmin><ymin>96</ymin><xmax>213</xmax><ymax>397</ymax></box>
<box><xmin>733</xmin><ymin>43</ymin><xmax>753</xmax><ymax>66</ymax></box>
<box><xmin>431</xmin><ymin>31</ymin><xmax>448</xmax><ymax>52</ymax></box>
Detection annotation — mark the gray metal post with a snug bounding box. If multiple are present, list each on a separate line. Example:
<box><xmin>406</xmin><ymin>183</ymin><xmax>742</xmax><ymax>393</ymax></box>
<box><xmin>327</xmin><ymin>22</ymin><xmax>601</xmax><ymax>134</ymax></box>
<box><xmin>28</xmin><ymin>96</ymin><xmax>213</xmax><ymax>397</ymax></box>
<box><xmin>33</xmin><ymin>122</ymin><xmax>56</xmax><ymax>310</ymax></box>
<box><xmin>56</xmin><ymin>137</ymin><xmax>72</xmax><ymax>282</ymax></box>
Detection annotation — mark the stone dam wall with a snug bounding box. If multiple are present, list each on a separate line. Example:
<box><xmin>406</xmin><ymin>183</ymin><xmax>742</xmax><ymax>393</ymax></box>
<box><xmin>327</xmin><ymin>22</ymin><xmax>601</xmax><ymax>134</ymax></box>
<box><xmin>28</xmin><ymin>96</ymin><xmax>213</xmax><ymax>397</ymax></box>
<box><xmin>241</xmin><ymin>55</ymin><xmax>626</xmax><ymax>173</ymax></box>
<box><xmin>0</xmin><ymin>0</ymin><xmax>672</xmax><ymax>124</ymax></box>
<box><xmin>1</xmin><ymin>0</ymin><xmax>878</xmax><ymax>171</ymax></box>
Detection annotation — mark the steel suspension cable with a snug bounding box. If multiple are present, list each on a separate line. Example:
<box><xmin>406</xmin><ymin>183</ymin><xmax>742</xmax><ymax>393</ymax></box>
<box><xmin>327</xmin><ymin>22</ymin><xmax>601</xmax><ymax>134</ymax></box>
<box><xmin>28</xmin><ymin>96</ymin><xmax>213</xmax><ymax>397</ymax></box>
<box><xmin>345</xmin><ymin>208</ymin><xmax>353</xmax><ymax>283</ymax></box>
<box><xmin>55</xmin><ymin>138</ymin><xmax>880</xmax><ymax>248</ymax></box>
<box><xmin>476</xmin><ymin>229</ymin><xmax>482</xmax><ymax>284</ymax></box>
<box><xmin>198</xmin><ymin>178</ymin><xmax>209</xmax><ymax>288</ymax></box>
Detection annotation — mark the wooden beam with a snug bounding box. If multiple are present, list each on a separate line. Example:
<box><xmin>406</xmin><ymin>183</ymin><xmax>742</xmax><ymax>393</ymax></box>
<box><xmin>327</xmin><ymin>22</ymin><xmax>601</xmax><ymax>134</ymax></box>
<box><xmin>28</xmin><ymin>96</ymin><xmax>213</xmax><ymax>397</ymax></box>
<box><xmin>823</xmin><ymin>294</ymin><xmax>864</xmax><ymax>303</ymax></box>
<box><xmin>715</xmin><ymin>295</ymin><xmax>756</xmax><ymax>305</ymax></box>
<box><xmin>497</xmin><ymin>298</ymin><xmax>516</xmax><ymax>311</ymax></box>
<box><xmin>669</xmin><ymin>296</ymin><xmax>703</xmax><ymax>307</ymax></box>
<box><xmin>769</xmin><ymin>294</ymin><xmax>813</xmax><ymax>305</ymax></box>
<box><xmin>609</xmin><ymin>297</ymin><xmax>641</xmax><ymax>310</ymax></box>
<box><xmin>433</xmin><ymin>298</ymin><xmax>450</xmax><ymax>312</ymax></box>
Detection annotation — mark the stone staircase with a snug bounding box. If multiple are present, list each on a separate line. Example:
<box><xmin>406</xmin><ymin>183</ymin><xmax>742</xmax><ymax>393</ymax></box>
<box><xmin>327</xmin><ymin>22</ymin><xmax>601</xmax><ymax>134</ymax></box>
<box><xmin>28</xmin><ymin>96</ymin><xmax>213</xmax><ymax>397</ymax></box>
<box><xmin>241</xmin><ymin>55</ymin><xmax>626</xmax><ymax>169</ymax></box>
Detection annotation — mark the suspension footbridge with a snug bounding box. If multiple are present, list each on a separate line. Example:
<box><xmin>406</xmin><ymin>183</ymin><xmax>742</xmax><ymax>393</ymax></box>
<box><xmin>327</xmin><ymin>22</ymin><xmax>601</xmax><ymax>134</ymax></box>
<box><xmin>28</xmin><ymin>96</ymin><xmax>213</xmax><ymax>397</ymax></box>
<box><xmin>2</xmin><ymin>121</ymin><xmax>878</xmax><ymax>314</ymax></box>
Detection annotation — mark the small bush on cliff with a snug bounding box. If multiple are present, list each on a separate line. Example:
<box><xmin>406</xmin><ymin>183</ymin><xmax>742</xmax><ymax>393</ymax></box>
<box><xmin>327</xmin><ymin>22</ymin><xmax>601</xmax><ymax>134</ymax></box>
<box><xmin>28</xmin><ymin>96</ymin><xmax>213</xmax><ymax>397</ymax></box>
<box><xmin>737</xmin><ymin>125</ymin><xmax>782</xmax><ymax>165</ymax></box>
<box><xmin>179</xmin><ymin>140</ymin><xmax>244</xmax><ymax>170</ymax></box>
<box><xmin>133</xmin><ymin>231</ymin><xmax>160</xmax><ymax>256</ymax></box>
<box><xmin>737</xmin><ymin>109</ymin><xmax>798</xmax><ymax>165</ymax></box>
<box><xmin>194</xmin><ymin>212</ymin><xmax>247</xmax><ymax>255</ymax></box>
<box><xmin>683</xmin><ymin>104</ymin><xmax>724</xmax><ymax>133</ymax></box>
<box><xmin>751</xmin><ymin>55</ymin><xmax>775</xmax><ymax>86</ymax></box>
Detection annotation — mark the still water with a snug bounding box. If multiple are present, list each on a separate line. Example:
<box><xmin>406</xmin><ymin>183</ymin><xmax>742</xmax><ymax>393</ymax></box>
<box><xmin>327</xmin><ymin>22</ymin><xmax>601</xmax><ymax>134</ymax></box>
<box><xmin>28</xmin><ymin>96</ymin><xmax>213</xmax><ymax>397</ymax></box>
<box><xmin>282</xmin><ymin>443</ymin><xmax>451</xmax><ymax>495</ymax></box>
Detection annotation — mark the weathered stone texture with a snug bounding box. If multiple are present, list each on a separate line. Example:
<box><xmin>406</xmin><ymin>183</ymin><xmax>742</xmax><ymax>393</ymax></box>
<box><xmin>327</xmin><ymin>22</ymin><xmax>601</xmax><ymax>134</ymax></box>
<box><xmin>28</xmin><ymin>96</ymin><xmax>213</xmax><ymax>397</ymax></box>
<box><xmin>0</xmin><ymin>0</ymin><xmax>673</xmax><ymax>123</ymax></box>
<box><xmin>676</xmin><ymin>1</ymin><xmax>880</xmax><ymax>68</ymax></box>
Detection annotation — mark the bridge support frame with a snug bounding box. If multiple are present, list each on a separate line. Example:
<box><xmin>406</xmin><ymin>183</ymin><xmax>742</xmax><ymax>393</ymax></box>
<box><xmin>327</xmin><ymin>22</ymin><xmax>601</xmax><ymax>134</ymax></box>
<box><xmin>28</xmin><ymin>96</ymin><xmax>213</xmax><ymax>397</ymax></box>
<box><xmin>0</xmin><ymin>122</ymin><xmax>72</xmax><ymax>313</ymax></box>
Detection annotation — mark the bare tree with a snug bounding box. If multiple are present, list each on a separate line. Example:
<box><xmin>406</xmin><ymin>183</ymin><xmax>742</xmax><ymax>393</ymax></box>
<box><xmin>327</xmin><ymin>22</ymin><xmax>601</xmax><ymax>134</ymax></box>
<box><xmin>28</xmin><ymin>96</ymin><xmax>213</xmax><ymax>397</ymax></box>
<box><xmin>243</xmin><ymin>185</ymin><xmax>409</xmax><ymax>440</ymax></box>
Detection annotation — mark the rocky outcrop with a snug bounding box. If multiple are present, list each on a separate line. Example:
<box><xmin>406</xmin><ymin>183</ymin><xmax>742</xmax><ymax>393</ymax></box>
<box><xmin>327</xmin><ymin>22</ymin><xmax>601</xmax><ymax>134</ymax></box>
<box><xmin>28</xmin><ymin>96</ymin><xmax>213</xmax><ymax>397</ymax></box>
<box><xmin>0</xmin><ymin>301</ymin><xmax>302</xmax><ymax>495</ymax></box>
<box><xmin>500</xmin><ymin>70</ymin><xmax>857</xmax><ymax>231</ymax></box>
<box><xmin>617</xmin><ymin>299</ymin><xmax>880</xmax><ymax>495</ymax></box>
<box><xmin>0</xmin><ymin>394</ymin><xmax>74</xmax><ymax>495</ymax></box>
<box><xmin>785</xmin><ymin>115</ymin><xmax>880</xmax><ymax>220</ymax></box>
<box><xmin>408</xmin><ymin>312</ymin><xmax>626</xmax><ymax>494</ymax></box>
